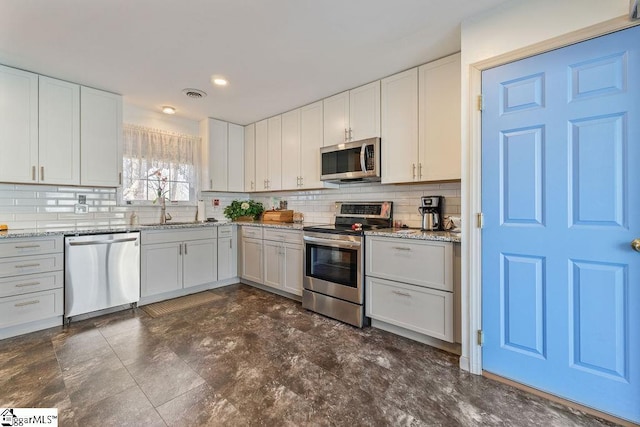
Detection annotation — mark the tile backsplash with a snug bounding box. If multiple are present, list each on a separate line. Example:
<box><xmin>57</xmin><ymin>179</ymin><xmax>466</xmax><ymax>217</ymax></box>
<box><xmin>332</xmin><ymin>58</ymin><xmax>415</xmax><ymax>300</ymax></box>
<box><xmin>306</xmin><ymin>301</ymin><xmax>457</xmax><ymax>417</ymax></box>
<box><xmin>0</xmin><ymin>181</ymin><xmax>460</xmax><ymax>230</ymax></box>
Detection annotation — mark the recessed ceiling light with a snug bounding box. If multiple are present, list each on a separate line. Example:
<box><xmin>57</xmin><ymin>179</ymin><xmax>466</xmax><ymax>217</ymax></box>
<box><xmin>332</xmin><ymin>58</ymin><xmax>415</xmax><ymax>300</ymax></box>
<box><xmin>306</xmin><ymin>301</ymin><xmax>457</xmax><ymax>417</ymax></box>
<box><xmin>211</xmin><ymin>76</ymin><xmax>228</xmax><ymax>86</ymax></box>
<box><xmin>162</xmin><ymin>106</ymin><xmax>176</xmax><ymax>114</ymax></box>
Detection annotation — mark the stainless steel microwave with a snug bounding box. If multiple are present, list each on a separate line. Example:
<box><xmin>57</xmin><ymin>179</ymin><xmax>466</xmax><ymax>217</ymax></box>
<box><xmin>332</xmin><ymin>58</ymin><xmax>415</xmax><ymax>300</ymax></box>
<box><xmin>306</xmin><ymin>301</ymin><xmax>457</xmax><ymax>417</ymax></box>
<box><xmin>320</xmin><ymin>137</ymin><xmax>381</xmax><ymax>183</ymax></box>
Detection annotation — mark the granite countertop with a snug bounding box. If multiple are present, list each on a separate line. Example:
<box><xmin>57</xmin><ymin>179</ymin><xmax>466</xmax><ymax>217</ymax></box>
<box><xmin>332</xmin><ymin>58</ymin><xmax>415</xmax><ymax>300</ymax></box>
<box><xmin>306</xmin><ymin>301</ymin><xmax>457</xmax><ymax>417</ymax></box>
<box><xmin>365</xmin><ymin>228</ymin><xmax>461</xmax><ymax>243</ymax></box>
<box><xmin>232</xmin><ymin>220</ymin><xmax>306</xmax><ymax>230</ymax></box>
<box><xmin>0</xmin><ymin>221</ymin><xmax>233</xmax><ymax>239</ymax></box>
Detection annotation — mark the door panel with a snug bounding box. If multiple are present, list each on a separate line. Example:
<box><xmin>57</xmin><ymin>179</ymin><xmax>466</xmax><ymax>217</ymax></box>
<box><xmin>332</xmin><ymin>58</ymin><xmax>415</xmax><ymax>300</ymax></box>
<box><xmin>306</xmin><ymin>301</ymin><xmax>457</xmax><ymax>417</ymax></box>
<box><xmin>482</xmin><ymin>26</ymin><xmax>639</xmax><ymax>423</ymax></box>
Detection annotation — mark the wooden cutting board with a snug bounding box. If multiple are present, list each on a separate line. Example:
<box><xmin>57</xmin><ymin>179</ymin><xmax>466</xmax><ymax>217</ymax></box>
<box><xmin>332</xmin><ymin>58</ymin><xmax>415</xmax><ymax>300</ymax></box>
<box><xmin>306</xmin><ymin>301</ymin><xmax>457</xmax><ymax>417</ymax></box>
<box><xmin>262</xmin><ymin>210</ymin><xmax>294</xmax><ymax>223</ymax></box>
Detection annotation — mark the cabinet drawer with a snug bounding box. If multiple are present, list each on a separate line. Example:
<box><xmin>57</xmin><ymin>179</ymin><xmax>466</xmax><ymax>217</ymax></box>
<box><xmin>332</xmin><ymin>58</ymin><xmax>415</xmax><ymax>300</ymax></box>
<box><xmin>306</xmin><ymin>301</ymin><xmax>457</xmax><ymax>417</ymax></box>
<box><xmin>263</xmin><ymin>228</ymin><xmax>301</xmax><ymax>244</ymax></box>
<box><xmin>0</xmin><ymin>271</ymin><xmax>63</xmax><ymax>298</ymax></box>
<box><xmin>365</xmin><ymin>236</ymin><xmax>453</xmax><ymax>291</ymax></box>
<box><xmin>217</xmin><ymin>225</ymin><xmax>234</xmax><ymax>238</ymax></box>
<box><xmin>366</xmin><ymin>276</ymin><xmax>453</xmax><ymax>342</ymax></box>
<box><xmin>142</xmin><ymin>227</ymin><xmax>217</xmax><ymax>245</ymax></box>
<box><xmin>0</xmin><ymin>253</ymin><xmax>63</xmax><ymax>278</ymax></box>
<box><xmin>0</xmin><ymin>236</ymin><xmax>63</xmax><ymax>258</ymax></box>
<box><xmin>0</xmin><ymin>288</ymin><xmax>64</xmax><ymax>328</ymax></box>
<box><xmin>241</xmin><ymin>226</ymin><xmax>263</xmax><ymax>240</ymax></box>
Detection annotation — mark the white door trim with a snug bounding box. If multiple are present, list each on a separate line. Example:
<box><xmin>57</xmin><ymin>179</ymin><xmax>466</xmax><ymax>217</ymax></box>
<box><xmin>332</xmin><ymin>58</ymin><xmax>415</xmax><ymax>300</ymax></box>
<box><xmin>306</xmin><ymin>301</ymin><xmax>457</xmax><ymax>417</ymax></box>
<box><xmin>464</xmin><ymin>15</ymin><xmax>639</xmax><ymax>375</ymax></box>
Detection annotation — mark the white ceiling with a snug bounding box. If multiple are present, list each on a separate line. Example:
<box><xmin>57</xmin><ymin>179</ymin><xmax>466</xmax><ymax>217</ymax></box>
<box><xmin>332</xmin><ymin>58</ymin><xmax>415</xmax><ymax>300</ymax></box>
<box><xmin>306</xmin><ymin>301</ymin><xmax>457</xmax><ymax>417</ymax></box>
<box><xmin>0</xmin><ymin>0</ymin><xmax>510</xmax><ymax>125</ymax></box>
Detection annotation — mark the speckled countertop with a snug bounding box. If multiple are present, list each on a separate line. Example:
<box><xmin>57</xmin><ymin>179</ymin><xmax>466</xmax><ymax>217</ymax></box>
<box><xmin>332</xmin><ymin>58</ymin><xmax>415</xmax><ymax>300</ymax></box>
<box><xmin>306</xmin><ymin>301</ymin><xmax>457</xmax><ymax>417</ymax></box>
<box><xmin>233</xmin><ymin>220</ymin><xmax>305</xmax><ymax>230</ymax></box>
<box><xmin>0</xmin><ymin>221</ymin><xmax>233</xmax><ymax>239</ymax></box>
<box><xmin>365</xmin><ymin>228</ymin><xmax>461</xmax><ymax>243</ymax></box>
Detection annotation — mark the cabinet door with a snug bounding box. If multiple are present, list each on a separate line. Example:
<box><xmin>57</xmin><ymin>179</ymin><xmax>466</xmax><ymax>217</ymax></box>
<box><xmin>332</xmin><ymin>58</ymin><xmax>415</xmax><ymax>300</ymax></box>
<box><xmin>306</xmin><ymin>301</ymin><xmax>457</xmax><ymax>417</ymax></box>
<box><xmin>254</xmin><ymin>120</ymin><xmax>269</xmax><ymax>191</ymax></box>
<box><xmin>323</xmin><ymin>91</ymin><xmax>349</xmax><ymax>146</ymax></box>
<box><xmin>244</xmin><ymin>123</ymin><xmax>256</xmax><ymax>192</ymax></box>
<box><xmin>300</xmin><ymin>101</ymin><xmax>323</xmax><ymax>189</ymax></box>
<box><xmin>80</xmin><ymin>87</ymin><xmax>122</xmax><ymax>186</ymax></box>
<box><xmin>281</xmin><ymin>109</ymin><xmax>301</xmax><ymax>190</ymax></box>
<box><xmin>217</xmin><ymin>236</ymin><xmax>237</xmax><ymax>281</ymax></box>
<box><xmin>349</xmin><ymin>80</ymin><xmax>380</xmax><ymax>141</ymax></box>
<box><xmin>141</xmin><ymin>243</ymin><xmax>182</xmax><ymax>297</ymax></box>
<box><xmin>267</xmin><ymin>115</ymin><xmax>282</xmax><ymax>191</ymax></box>
<box><xmin>228</xmin><ymin>123</ymin><xmax>245</xmax><ymax>192</ymax></box>
<box><xmin>283</xmin><ymin>243</ymin><xmax>303</xmax><ymax>296</ymax></box>
<box><xmin>418</xmin><ymin>53</ymin><xmax>461</xmax><ymax>181</ymax></box>
<box><xmin>0</xmin><ymin>65</ymin><xmax>38</xmax><ymax>184</ymax></box>
<box><xmin>182</xmin><ymin>239</ymin><xmax>217</xmax><ymax>288</ymax></box>
<box><xmin>366</xmin><ymin>276</ymin><xmax>454</xmax><ymax>342</ymax></box>
<box><xmin>38</xmin><ymin>76</ymin><xmax>80</xmax><ymax>185</ymax></box>
<box><xmin>263</xmin><ymin>240</ymin><xmax>282</xmax><ymax>289</ymax></box>
<box><xmin>241</xmin><ymin>237</ymin><xmax>263</xmax><ymax>283</ymax></box>
<box><xmin>381</xmin><ymin>68</ymin><xmax>419</xmax><ymax>184</ymax></box>
<box><xmin>202</xmin><ymin>118</ymin><xmax>228</xmax><ymax>191</ymax></box>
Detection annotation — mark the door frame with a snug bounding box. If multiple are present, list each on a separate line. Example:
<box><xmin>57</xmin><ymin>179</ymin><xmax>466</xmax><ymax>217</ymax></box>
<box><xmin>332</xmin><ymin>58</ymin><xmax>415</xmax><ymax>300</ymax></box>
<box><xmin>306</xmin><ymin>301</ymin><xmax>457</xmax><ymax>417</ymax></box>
<box><xmin>464</xmin><ymin>16</ymin><xmax>639</xmax><ymax>375</ymax></box>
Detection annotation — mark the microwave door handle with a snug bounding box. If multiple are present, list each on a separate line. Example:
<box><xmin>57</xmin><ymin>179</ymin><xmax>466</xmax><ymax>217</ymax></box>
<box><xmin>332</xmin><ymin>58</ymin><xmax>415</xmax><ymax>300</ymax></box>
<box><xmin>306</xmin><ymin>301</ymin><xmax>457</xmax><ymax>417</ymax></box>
<box><xmin>360</xmin><ymin>143</ymin><xmax>367</xmax><ymax>172</ymax></box>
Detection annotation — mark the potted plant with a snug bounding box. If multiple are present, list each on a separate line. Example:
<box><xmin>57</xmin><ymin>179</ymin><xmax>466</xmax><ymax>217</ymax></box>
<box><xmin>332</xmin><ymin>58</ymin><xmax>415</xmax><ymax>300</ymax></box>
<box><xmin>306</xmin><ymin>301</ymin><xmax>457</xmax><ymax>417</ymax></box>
<box><xmin>223</xmin><ymin>200</ymin><xmax>264</xmax><ymax>221</ymax></box>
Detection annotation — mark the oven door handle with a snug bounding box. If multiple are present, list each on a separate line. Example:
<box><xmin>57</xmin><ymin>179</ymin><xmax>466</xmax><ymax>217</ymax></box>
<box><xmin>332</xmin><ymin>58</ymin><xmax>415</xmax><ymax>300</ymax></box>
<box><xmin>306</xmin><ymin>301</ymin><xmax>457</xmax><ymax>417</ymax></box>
<box><xmin>303</xmin><ymin>235</ymin><xmax>361</xmax><ymax>249</ymax></box>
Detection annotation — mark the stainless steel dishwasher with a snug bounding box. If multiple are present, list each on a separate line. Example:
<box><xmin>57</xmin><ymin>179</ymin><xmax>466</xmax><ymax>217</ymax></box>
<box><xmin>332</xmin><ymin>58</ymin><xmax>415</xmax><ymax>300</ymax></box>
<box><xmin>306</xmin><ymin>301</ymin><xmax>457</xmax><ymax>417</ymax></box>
<box><xmin>64</xmin><ymin>232</ymin><xmax>140</xmax><ymax>322</ymax></box>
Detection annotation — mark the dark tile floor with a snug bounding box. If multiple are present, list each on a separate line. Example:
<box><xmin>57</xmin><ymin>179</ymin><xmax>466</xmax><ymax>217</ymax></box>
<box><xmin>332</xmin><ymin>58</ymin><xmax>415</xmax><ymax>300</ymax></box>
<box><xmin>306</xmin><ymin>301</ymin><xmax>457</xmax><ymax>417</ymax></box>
<box><xmin>1</xmin><ymin>284</ymin><xmax>614</xmax><ymax>426</ymax></box>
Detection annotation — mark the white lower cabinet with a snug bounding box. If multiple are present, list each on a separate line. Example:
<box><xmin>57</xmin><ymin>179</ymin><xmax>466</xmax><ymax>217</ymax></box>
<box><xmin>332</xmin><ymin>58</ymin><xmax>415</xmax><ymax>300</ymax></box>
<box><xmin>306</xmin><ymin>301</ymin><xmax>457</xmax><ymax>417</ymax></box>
<box><xmin>0</xmin><ymin>236</ymin><xmax>64</xmax><ymax>339</ymax></box>
<box><xmin>366</xmin><ymin>276</ymin><xmax>453</xmax><ymax>342</ymax></box>
<box><xmin>217</xmin><ymin>226</ymin><xmax>237</xmax><ymax>281</ymax></box>
<box><xmin>240</xmin><ymin>226</ymin><xmax>302</xmax><ymax>296</ymax></box>
<box><xmin>365</xmin><ymin>236</ymin><xmax>456</xmax><ymax>343</ymax></box>
<box><xmin>141</xmin><ymin>228</ymin><xmax>218</xmax><ymax>299</ymax></box>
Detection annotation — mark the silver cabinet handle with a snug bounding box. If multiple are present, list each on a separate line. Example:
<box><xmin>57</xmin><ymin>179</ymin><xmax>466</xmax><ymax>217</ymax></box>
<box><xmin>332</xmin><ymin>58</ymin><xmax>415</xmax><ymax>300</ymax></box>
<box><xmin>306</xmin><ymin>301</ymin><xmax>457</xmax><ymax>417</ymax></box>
<box><xmin>412</xmin><ymin>163</ymin><xmax>416</xmax><ymax>179</ymax></box>
<box><xmin>184</xmin><ymin>243</ymin><xmax>188</xmax><ymax>255</ymax></box>
<box><xmin>15</xmin><ymin>263</ymin><xmax>41</xmax><ymax>268</ymax></box>
<box><xmin>344</xmin><ymin>128</ymin><xmax>348</xmax><ymax>142</ymax></box>
<box><xmin>229</xmin><ymin>239</ymin><xmax>232</xmax><ymax>249</ymax></box>
<box><xmin>15</xmin><ymin>300</ymin><xmax>40</xmax><ymax>307</ymax></box>
<box><xmin>40</xmin><ymin>166</ymin><xmax>44</xmax><ymax>181</ymax></box>
<box><xmin>32</xmin><ymin>166</ymin><xmax>36</xmax><ymax>181</ymax></box>
<box><xmin>418</xmin><ymin>163</ymin><xmax>422</xmax><ymax>180</ymax></box>
<box><xmin>119</xmin><ymin>172</ymin><xmax>122</xmax><ymax>185</ymax></box>
<box><xmin>179</xmin><ymin>243</ymin><xmax>182</xmax><ymax>255</ymax></box>
<box><xmin>348</xmin><ymin>128</ymin><xmax>353</xmax><ymax>141</ymax></box>
<box><xmin>16</xmin><ymin>281</ymin><xmax>40</xmax><ymax>288</ymax></box>
<box><xmin>14</xmin><ymin>244</ymin><xmax>41</xmax><ymax>249</ymax></box>
<box><xmin>210</xmin><ymin>179</ymin><xmax>213</xmax><ymax>189</ymax></box>
<box><xmin>392</xmin><ymin>247</ymin><xmax>411</xmax><ymax>251</ymax></box>
<box><xmin>392</xmin><ymin>290</ymin><xmax>411</xmax><ymax>297</ymax></box>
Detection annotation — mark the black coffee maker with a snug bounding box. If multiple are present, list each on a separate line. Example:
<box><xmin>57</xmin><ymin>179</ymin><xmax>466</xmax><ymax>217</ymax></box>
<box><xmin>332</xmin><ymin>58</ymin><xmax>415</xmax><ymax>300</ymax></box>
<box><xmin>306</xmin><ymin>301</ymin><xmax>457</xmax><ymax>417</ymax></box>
<box><xmin>418</xmin><ymin>196</ymin><xmax>443</xmax><ymax>231</ymax></box>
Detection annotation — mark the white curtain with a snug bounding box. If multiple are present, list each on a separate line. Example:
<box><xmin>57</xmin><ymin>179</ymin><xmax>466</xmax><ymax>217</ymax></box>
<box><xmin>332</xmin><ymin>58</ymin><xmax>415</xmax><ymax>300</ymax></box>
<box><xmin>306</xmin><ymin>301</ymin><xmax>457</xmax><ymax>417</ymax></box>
<box><xmin>122</xmin><ymin>124</ymin><xmax>200</xmax><ymax>202</ymax></box>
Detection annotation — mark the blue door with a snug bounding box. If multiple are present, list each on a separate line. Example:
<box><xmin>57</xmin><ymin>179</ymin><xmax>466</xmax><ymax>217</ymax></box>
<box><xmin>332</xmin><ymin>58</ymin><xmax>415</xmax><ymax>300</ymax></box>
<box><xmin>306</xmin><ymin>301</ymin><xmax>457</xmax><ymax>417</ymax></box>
<box><xmin>482</xmin><ymin>25</ymin><xmax>640</xmax><ymax>423</ymax></box>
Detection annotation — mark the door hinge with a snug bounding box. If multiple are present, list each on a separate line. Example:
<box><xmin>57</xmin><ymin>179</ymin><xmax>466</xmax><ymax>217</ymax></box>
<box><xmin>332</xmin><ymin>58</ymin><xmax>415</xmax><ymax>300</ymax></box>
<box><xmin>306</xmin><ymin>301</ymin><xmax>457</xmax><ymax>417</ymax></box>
<box><xmin>477</xmin><ymin>330</ymin><xmax>484</xmax><ymax>346</ymax></box>
<box><xmin>477</xmin><ymin>94</ymin><xmax>484</xmax><ymax>111</ymax></box>
<box><xmin>476</xmin><ymin>212</ymin><xmax>484</xmax><ymax>228</ymax></box>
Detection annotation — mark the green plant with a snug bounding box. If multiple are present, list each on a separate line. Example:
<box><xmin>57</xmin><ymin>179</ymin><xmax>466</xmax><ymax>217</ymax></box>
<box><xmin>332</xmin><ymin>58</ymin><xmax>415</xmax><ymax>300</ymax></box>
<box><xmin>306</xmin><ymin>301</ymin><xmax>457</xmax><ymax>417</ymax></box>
<box><xmin>223</xmin><ymin>200</ymin><xmax>264</xmax><ymax>220</ymax></box>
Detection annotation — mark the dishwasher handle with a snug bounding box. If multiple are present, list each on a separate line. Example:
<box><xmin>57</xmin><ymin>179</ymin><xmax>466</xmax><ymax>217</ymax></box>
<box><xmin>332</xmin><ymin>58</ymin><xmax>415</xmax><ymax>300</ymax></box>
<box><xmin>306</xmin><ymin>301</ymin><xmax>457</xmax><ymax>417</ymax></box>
<box><xmin>67</xmin><ymin>236</ymin><xmax>138</xmax><ymax>246</ymax></box>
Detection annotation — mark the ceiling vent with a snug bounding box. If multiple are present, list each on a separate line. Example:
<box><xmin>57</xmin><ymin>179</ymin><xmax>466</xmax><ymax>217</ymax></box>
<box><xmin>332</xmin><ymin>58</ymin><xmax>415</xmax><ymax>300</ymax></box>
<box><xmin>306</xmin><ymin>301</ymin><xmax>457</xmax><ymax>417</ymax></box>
<box><xmin>182</xmin><ymin>88</ymin><xmax>207</xmax><ymax>99</ymax></box>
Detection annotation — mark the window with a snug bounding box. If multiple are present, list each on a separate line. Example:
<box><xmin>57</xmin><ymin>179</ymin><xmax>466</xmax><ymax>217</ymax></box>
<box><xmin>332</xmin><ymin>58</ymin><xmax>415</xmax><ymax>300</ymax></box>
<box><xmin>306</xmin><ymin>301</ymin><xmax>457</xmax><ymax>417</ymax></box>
<box><xmin>122</xmin><ymin>124</ymin><xmax>200</xmax><ymax>203</ymax></box>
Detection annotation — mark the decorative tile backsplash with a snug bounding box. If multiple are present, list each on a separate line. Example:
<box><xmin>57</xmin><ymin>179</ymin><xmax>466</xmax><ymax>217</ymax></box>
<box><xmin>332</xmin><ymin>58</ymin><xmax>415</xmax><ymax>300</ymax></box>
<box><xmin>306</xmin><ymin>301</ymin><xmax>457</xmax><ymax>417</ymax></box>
<box><xmin>0</xmin><ymin>181</ymin><xmax>460</xmax><ymax>230</ymax></box>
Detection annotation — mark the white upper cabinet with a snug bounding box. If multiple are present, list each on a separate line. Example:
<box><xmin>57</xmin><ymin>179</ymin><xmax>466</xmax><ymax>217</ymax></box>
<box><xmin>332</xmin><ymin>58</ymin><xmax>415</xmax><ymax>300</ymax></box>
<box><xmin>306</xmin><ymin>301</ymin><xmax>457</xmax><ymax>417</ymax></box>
<box><xmin>323</xmin><ymin>91</ymin><xmax>349</xmax><ymax>146</ymax></box>
<box><xmin>201</xmin><ymin>118</ymin><xmax>244</xmax><ymax>192</ymax></box>
<box><xmin>38</xmin><ymin>76</ymin><xmax>80</xmax><ymax>185</ymax></box>
<box><xmin>381</xmin><ymin>67</ymin><xmax>418</xmax><ymax>184</ymax></box>
<box><xmin>244</xmin><ymin>123</ymin><xmax>256</xmax><ymax>192</ymax></box>
<box><xmin>254</xmin><ymin>119</ymin><xmax>269</xmax><ymax>191</ymax></box>
<box><xmin>418</xmin><ymin>53</ymin><xmax>461</xmax><ymax>181</ymax></box>
<box><xmin>299</xmin><ymin>101</ymin><xmax>323</xmax><ymax>189</ymax></box>
<box><xmin>281</xmin><ymin>108</ymin><xmax>301</xmax><ymax>190</ymax></box>
<box><xmin>349</xmin><ymin>80</ymin><xmax>380</xmax><ymax>141</ymax></box>
<box><xmin>227</xmin><ymin>123</ymin><xmax>245</xmax><ymax>192</ymax></box>
<box><xmin>201</xmin><ymin>118</ymin><xmax>228</xmax><ymax>191</ymax></box>
<box><xmin>381</xmin><ymin>53</ymin><xmax>461</xmax><ymax>184</ymax></box>
<box><xmin>267</xmin><ymin>115</ymin><xmax>282</xmax><ymax>191</ymax></box>
<box><xmin>0</xmin><ymin>65</ymin><xmax>38</xmax><ymax>184</ymax></box>
<box><xmin>323</xmin><ymin>81</ymin><xmax>380</xmax><ymax>146</ymax></box>
<box><xmin>80</xmin><ymin>86</ymin><xmax>123</xmax><ymax>187</ymax></box>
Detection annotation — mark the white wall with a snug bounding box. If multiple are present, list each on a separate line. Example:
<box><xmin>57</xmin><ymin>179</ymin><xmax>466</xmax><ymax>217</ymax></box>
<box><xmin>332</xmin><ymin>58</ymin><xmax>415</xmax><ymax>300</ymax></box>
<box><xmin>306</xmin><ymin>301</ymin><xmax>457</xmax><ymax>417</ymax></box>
<box><xmin>458</xmin><ymin>0</ymin><xmax>630</xmax><ymax>374</ymax></box>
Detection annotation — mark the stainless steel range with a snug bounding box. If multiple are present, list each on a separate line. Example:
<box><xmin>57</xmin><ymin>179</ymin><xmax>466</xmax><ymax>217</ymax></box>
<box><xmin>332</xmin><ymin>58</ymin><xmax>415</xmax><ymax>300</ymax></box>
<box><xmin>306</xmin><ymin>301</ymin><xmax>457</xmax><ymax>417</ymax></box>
<box><xmin>302</xmin><ymin>201</ymin><xmax>392</xmax><ymax>327</ymax></box>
